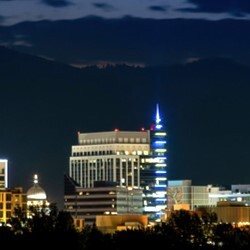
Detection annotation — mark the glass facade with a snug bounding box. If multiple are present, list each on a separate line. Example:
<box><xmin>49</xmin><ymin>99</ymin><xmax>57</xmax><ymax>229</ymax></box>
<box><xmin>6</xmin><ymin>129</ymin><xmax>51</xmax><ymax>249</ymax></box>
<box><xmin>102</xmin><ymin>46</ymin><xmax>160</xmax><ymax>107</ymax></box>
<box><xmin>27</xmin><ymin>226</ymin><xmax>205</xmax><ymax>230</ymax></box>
<box><xmin>141</xmin><ymin>104</ymin><xmax>167</xmax><ymax>222</ymax></box>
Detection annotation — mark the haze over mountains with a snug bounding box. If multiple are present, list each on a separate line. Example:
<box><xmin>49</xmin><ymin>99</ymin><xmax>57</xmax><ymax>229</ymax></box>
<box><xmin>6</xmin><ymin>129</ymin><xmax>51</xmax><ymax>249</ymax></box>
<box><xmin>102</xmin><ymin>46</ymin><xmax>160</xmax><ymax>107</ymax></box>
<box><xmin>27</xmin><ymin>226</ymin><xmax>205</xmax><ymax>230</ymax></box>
<box><xmin>1</xmin><ymin>17</ymin><xmax>250</xmax><ymax>67</ymax></box>
<box><xmin>1</xmin><ymin>44</ymin><xmax>250</xmax><ymax>209</ymax></box>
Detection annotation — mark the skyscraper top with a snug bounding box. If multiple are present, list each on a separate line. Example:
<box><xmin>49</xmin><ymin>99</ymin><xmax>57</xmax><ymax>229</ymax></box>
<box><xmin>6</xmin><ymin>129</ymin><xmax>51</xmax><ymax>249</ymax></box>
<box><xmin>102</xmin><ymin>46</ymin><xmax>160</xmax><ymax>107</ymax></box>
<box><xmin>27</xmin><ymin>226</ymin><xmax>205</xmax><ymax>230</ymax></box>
<box><xmin>155</xmin><ymin>103</ymin><xmax>163</xmax><ymax>130</ymax></box>
<box><xmin>156</xmin><ymin>103</ymin><xmax>161</xmax><ymax>124</ymax></box>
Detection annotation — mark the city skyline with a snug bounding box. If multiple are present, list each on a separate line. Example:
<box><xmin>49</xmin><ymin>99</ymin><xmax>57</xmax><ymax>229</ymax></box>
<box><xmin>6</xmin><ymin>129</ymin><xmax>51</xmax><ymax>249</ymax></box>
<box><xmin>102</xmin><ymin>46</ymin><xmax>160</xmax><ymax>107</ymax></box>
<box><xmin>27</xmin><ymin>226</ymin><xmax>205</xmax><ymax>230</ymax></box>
<box><xmin>1</xmin><ymin>1</ymin><xmax>250</xmax><ymax>209</ymax></box>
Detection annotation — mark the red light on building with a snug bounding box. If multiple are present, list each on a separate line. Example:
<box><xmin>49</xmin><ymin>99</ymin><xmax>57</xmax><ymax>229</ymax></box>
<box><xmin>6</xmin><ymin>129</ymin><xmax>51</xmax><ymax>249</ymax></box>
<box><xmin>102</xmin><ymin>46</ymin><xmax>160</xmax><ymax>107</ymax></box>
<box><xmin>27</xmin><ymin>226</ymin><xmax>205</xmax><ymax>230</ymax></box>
<box><xmin>150</xmin><ymin>125</ymin><xmax>155</xmax><ymax>130</ymax></box>
<box><xmin>114</xmin><ymin>128</ymin><xmax>119</xmax><ymax>132</ymax></box>
<box><xmin>141</xmin><ymin>127</ymin><xmax>145</xmax><ymax>131</ymax></box>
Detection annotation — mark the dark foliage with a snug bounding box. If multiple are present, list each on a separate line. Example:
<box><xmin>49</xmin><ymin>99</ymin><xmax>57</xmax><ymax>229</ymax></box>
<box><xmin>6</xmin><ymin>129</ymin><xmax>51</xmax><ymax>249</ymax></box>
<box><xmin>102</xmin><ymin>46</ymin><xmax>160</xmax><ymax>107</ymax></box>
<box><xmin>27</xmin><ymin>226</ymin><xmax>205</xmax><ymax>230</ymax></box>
<box><xmin>2</xmin><ymin>208</ymin><xmax>250</xmax><ymax>249</ymax></box>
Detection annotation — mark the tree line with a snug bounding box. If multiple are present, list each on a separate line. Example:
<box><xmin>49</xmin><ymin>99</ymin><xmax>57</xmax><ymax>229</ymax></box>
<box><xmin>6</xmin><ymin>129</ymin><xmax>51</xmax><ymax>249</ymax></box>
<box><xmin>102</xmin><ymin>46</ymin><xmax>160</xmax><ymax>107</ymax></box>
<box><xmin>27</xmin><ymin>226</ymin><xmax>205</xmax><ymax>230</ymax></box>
<box><xmin>1</xmin><ymin>204</ymin><xmax>250</xmax><ymax>249</ymax></box>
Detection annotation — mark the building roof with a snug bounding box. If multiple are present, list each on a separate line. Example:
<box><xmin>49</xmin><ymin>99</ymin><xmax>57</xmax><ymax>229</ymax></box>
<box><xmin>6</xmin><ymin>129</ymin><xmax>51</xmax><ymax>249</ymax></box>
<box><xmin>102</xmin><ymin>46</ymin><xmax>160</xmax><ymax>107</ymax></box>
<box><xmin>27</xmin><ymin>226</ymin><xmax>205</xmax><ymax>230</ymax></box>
<box><xmin>27</xmin><ymin>174</ymin><xmax>47</xmax><ymax>200</ymax></box>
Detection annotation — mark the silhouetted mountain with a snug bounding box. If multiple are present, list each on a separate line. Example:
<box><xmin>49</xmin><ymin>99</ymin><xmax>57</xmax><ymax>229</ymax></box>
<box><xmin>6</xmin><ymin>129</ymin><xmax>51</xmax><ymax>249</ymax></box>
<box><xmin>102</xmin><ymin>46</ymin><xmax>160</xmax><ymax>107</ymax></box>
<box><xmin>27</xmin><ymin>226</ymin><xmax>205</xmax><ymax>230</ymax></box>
<box><xmin>1</xmin><ymin>17</ymin><xmax>250</xmax><ymax>67</ymax></box>
<box><xmin>1</xmin><ymin>46</ymin><xmax>250</xmax><ymax>209</ymax></box>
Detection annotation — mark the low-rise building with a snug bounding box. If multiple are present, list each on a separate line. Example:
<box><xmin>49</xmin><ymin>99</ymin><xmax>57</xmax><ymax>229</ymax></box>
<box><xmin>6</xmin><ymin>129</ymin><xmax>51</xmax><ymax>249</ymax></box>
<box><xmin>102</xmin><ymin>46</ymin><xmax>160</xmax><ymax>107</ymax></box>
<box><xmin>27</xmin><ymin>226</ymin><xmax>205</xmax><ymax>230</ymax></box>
<box><xmin>64</xmin><ymin>175</ymin><xmax>143</xmax><ymax>226</ymax></box>
<box><xmin>0</xmin><ymin>187</ymin><xmax>27</xmax><ymax>224</ymax></box>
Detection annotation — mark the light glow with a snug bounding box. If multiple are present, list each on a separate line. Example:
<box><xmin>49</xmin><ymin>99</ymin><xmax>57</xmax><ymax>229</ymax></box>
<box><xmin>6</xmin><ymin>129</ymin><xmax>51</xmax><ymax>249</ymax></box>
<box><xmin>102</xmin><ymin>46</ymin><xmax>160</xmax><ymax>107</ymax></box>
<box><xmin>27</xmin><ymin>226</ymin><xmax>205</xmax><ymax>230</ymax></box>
<box><xmin>155</xmin><ymin>132</ymin><xmax>166</xmax><ymax>136</ymax></box>
<box><xmin>155</xmin><ymin>170</ymin><xmax>166</xmax><ymax>174</ymax></box>
<box><xmin>155</xmin><ymin>140</ymin><xmax>167</xmax><ymax>144</ymax></box>
<box><xmin>155</xmin><ymin>164</ymin><xmax>166</xmax><ymax>167</ymax></box>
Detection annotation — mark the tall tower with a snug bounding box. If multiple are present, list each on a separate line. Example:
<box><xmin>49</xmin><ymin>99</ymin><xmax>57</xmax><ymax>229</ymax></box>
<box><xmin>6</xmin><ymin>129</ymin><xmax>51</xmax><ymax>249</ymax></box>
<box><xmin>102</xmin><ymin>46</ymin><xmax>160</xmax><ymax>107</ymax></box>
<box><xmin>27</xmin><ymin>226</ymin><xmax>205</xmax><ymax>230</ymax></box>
<box><xmin>141</xmin><ymin>104</ymin><xmax>167</xmax><ymax>222</ymax></box>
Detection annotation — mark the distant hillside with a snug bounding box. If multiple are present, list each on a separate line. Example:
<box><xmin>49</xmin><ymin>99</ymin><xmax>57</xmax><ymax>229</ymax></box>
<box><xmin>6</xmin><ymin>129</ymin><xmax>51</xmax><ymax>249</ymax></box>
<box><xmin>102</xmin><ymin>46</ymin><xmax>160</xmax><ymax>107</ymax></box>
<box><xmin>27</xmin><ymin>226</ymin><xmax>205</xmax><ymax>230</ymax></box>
<box><xmin>1</xmin><ymin>46</ymin><xmax>250</xmax><ymax>209</ymax></box>
<box><xmin>1</xmin><ymin>17</ymin><xmax>250</xmax><ymax>67</ymax></box>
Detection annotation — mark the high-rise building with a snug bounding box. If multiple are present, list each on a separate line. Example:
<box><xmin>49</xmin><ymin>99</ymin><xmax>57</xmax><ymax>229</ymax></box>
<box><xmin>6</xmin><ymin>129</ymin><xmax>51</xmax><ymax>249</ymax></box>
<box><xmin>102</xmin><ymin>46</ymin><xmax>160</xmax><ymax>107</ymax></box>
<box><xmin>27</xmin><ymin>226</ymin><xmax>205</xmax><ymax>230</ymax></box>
<box><xmin>140</xmin><ymin>104</ymin><xmax>167</xmax><ymax>221</ymax></box>
<box><xmin>67</xmin><ymin>105</ymin><xmax>167</xmax><ymax>223</ymax></box>
<box><xmin>69</xmin><ymin>130</ymin><xmax>150</xmax><ymax>189</ymax></box>
<box><xmin>0</xmin><ymin>159</ymin><xmax>8</xmax><ymax>189</ymax></box>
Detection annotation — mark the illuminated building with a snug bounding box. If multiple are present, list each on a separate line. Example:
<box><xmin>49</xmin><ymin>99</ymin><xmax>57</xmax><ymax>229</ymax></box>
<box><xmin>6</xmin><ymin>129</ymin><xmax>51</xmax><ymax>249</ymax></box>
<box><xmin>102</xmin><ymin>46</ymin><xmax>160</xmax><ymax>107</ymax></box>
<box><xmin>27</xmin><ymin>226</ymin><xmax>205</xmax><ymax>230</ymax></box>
<box><xmin>96</xmin><ymin>214</ymin><xmax>148</xmax><ymax>234</ymax></box>
<box><xmin>27</xmin><ymin>174</ymin><xmax>49</xmax><ymax>216</ymax></box>
<box><xmin>0</xmin><ymin>187</ymin><xmax>27</xmax><ymax>224</ymax></box>
<box><xmin>140</xmin><ymin>104</ymin><xmax>167</xmax><ymax>222</ymax></box>
<box><xmin>68</xmin><ymin>105</ymin><xmax>168</xmax><ymax>223</ymax></box>
<box><xmin>166</xmin><ymin>180</ymin><xmax>250</xmax><ymax>211</ymax></box>
<box><xmin>69</xmin><ymin>130</ymin><xmax>150</xmax><ymax>189</ymax></box>
<box><xmin>64</xmin><ymin>175</ymin><xmax>143</xmax><ymax>225</ymax></box>
<box><xmin>0</xmin><ymin>159</ymin><xmax>8</xmax><ymax>189</ymax></box>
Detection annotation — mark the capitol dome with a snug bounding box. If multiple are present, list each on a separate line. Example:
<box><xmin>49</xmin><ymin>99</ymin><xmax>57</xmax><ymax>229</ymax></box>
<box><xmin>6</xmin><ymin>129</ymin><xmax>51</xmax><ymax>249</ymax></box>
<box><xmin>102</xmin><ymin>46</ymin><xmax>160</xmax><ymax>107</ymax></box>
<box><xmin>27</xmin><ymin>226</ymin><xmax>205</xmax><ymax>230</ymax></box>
<box><xmin>27</xmin><ymin>174</ymin><xmax>47</xmax><ymax>200</ymax></box>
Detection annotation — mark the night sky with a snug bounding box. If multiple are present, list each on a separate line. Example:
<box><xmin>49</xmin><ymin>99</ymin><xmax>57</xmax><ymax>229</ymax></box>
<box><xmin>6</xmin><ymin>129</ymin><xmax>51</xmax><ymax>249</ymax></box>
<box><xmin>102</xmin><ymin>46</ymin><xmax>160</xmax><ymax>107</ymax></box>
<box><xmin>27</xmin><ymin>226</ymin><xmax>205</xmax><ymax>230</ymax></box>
<box><xmin>1</xmin><ymin>1</ymin><xmax>250</xmax><ymax>209</ymax></box>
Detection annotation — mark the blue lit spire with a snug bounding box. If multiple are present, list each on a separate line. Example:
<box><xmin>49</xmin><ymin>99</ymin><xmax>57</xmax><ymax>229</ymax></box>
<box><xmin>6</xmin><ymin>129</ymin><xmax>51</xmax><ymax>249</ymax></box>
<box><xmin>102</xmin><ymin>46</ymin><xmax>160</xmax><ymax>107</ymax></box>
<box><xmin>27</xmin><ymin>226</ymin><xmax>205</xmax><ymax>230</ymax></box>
<box><xmin>155</xmin><ymin>103</ymin><xmax>163</xmax><ymax>130</ymax></box>
<box><xmin>156</xmin><ymin>103</ymin><xmax>161</xmax><ymax>124</ymax></box>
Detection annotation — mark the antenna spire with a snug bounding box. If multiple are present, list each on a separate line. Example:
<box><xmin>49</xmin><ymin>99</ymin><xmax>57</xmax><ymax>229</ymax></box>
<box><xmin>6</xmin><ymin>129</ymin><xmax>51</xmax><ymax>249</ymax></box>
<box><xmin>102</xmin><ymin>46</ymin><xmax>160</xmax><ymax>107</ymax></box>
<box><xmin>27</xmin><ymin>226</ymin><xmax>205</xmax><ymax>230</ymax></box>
<box><xmin>156</xmin><ymin>103</ymin><xmax>161</xmax><ymax>124</ymax></box>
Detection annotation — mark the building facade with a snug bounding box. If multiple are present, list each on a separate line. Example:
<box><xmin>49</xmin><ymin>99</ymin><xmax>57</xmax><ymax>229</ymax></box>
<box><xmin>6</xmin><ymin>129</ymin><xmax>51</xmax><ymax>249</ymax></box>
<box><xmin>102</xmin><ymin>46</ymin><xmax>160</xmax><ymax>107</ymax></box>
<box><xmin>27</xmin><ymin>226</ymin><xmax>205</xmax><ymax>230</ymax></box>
<box><xmin>167</xmin><ymin>180</ymin><xmax>234</xmax><ymax>211</ymax></box>
<box><xmin>0</xmin><ymin>159</ymin><xmax>8</xmax><ymax>189</ymax></box>
<box><xmin>64</xmin><ymin>175</ymin><xmax>143</xmax><ymax>225</ymax></box>
<box><xmin>69</xmin><ymin>130</ymin><xmax>150</xmax><ymax>189</ymax></box>
<box><xmin>140</xmin><ymin>104</ymin><xmax>167</xmax><ymax>221</ymax></box>
<box><xmin>0</xmin><ymin>187</ymin><xmax>27</xmax><ymax>224</ymax></box>
<box><xmin>68</xmin><ymin>105</ymin><xmax>168</xmax><ymax>223</ymax></box>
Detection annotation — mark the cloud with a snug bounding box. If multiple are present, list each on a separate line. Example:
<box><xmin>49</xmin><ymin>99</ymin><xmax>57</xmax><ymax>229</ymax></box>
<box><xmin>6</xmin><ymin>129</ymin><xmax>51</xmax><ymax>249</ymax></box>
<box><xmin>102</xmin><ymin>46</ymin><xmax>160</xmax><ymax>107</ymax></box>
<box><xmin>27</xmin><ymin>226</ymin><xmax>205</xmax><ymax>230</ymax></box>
<box><xmin>12</xmin><ymin>40</ymin><xmax>33</xmax><ymax>47</ymax></box>
<box><xmin>148</xmin><ymin>5</ymin><xmax>167</xmax><ymax>12</ymax></box>
<box><xmin>41</xmin><ymin>0</ymin><xmax>72</xmax><ymax>7</ymax></box>
<box><xmin>183</xmin><ymin>0</ymin><xmax>250</xmax><ymax>16</ymax></box>
<box><xmin>93</xmin><ymin>3</ymin><xmax>115</xmax><ymax>11</ymax></box>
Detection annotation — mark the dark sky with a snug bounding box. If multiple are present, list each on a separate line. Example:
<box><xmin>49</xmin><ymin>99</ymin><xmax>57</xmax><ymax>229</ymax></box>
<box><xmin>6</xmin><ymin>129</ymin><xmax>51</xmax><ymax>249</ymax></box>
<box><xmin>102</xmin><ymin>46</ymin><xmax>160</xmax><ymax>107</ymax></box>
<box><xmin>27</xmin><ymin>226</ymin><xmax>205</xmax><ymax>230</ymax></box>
<box><xmin>1</xmin><ymin>1</ymin><xmax>250</xmax><ymax>209</ymax></box>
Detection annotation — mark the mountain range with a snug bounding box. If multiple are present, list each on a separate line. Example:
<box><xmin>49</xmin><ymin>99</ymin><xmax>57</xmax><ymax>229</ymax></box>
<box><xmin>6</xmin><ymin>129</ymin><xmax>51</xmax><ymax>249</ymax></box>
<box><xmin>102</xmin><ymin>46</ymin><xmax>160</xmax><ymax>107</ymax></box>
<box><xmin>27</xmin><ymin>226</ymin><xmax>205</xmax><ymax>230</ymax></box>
<box><xmin>1</xmin><ymin>16</ymin><xmax>250</xmax><ymax>67</ymax></box>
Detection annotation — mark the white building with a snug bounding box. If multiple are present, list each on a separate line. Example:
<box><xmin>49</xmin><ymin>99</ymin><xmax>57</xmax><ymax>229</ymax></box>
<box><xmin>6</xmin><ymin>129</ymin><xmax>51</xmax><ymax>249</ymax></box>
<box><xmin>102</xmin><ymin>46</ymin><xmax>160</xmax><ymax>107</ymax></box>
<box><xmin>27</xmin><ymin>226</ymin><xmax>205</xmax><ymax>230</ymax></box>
<box><xmin>0</xmin><ymin>159</ymin><xmax>8</xmax><ymax>189</ymax></box>
<box><xmin>69</xmin><ymin>130</ymin><xmax>150</xmax><ymax>189</ymax></box>
<box><xmin>27</xmin><ymin>174</ymin><xmax>49</xmax><ymax>216</ymax></box>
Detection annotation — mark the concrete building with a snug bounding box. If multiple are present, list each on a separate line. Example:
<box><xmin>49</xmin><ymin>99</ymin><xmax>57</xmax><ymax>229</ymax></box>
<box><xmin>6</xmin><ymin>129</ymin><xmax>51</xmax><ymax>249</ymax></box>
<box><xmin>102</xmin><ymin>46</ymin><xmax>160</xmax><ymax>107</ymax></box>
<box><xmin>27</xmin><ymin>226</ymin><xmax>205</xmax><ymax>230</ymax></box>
<box><xmin>167</xmin><ymin>180</ymin><xmax>229</xmax><ymax>210</ymax></box>
<box><xmin>199</xmin><ymin>201</ymin><xmax>250</xmax><ymax>226</ymax></box>
<box><xmin>64</xmin><ymin>175</ymin><xmax>143</xmax><ymax>225</ymax></box>
<box><xmin>70</xmin><ymin>130</ymin><xmax>150</xmax><ymax>189</ymax></box>
<box><xmin>68</xmin><ymin>105</ymin><xmax>168</xmax><ymax>223</ymax></box>
<box><xmin>96</xmin><ymin>214</ymin><xmax>148</xmax><ymax>234</ymax></box>
<box><xmin>231</xmin><ymin>184</ymin><xmax>250</xmax><ymax>194</ymax></box>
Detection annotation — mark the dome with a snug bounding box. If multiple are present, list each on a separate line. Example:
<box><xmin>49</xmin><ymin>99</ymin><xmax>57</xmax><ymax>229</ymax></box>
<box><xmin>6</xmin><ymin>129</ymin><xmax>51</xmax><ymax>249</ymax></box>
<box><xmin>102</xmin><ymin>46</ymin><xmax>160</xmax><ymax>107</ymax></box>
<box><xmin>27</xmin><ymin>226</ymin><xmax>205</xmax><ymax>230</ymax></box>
<box><xmin>27</xmin><ymin>174</ymin><xmax>47</xmax><ymax>200</ymax></box>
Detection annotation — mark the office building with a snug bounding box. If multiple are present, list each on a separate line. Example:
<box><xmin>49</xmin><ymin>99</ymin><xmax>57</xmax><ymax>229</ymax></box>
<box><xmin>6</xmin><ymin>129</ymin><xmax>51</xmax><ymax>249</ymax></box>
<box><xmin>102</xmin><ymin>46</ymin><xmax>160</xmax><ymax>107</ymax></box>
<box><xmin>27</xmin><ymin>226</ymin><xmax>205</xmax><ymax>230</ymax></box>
<box><xmin>68</xmin><ymin>105</ymin><xmax>168</xmax><ymax>223</ymax></box>
<box><xmin>64</xmin><ymin>175</ymin><xmax>143</xmax><ymax>225</ymax></box>
<box><xmin>69</xmin><ymin>130</ymin><xmax>150</xmax><ymax>189</ymax></box>
<box><xmin>140</xmin><ymin>104</ymin><xmax>167</xmax><ymax>221</ymax></box>
<box><xmin>0</xmin><ymin>187</ymin><xmax>27</xmax><ymax>224</ymax></box>
<box><xmin>167</xmin><ymin>180</ymin><xmax>230</xmax><ymax>210</ymax></box>
<box><xmin>0</xmin><ymin>159</ymin><xmax>8</xmax><ymax>189</ymax></box>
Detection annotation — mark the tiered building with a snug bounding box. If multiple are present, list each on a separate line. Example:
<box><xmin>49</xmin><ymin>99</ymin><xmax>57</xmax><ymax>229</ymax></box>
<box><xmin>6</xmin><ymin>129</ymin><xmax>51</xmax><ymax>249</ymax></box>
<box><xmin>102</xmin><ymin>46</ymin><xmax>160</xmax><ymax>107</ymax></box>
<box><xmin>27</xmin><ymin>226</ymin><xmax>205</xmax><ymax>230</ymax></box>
<box><xmin>65</xmin><ymin>105</ymin><xmax>168</xmax><ymax>224</ymax></box>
